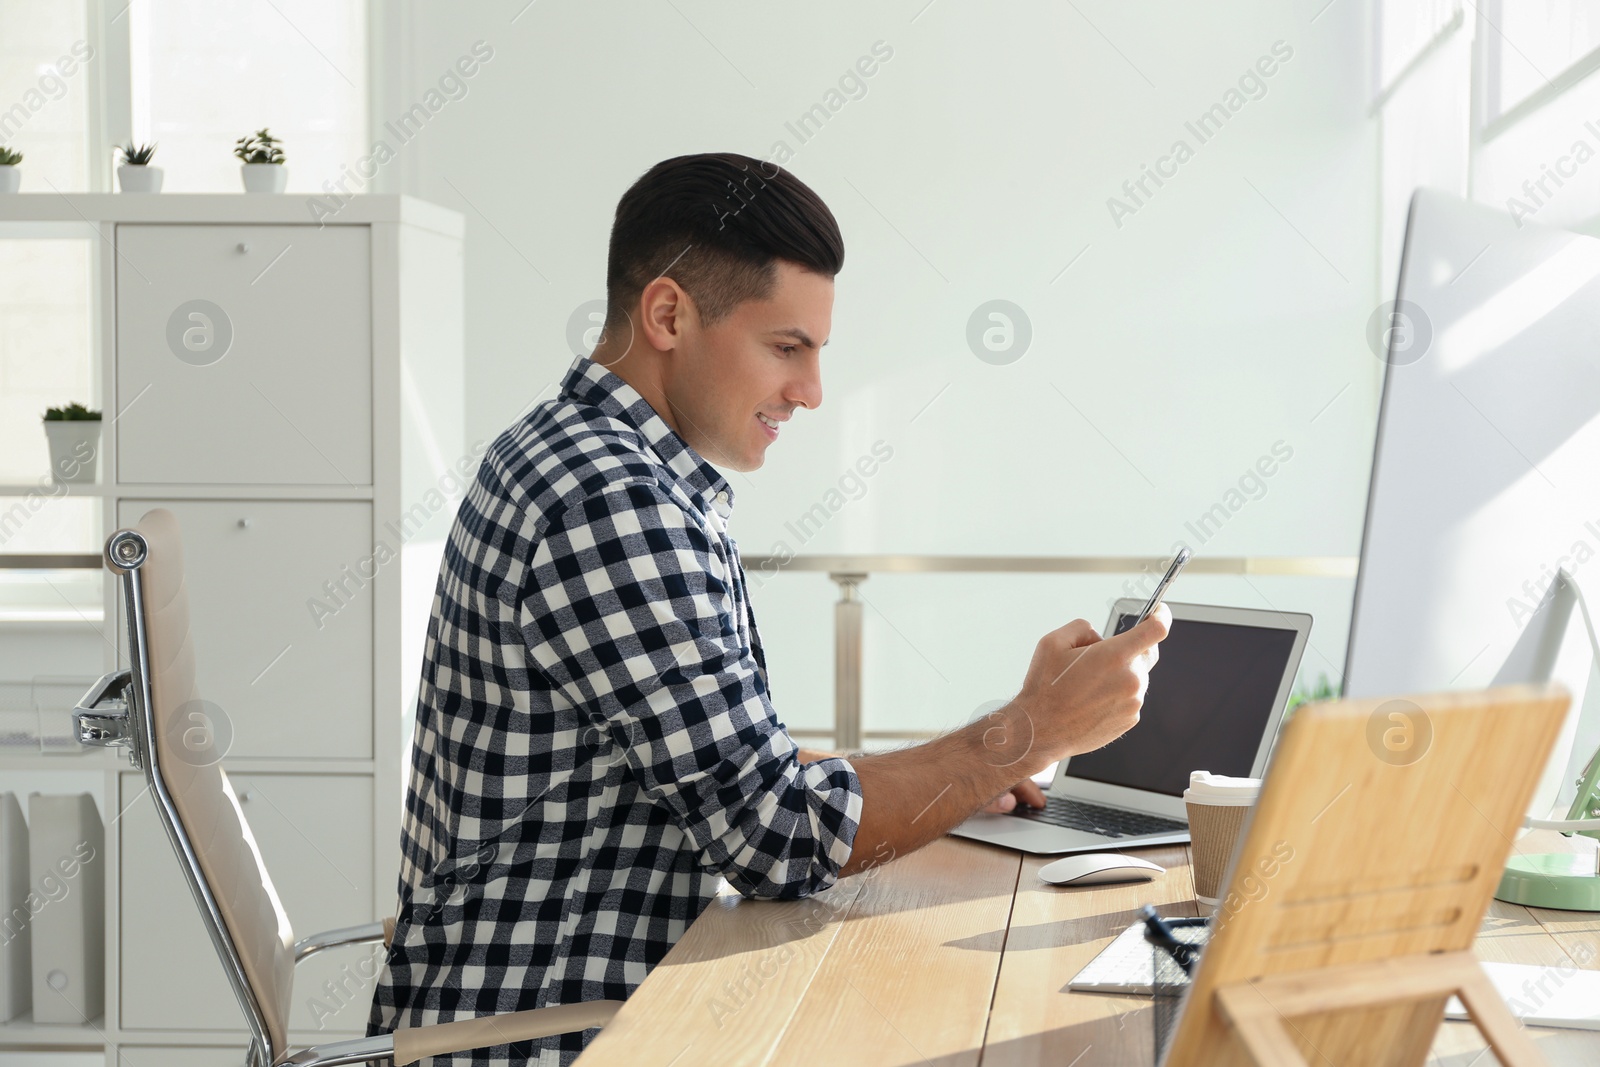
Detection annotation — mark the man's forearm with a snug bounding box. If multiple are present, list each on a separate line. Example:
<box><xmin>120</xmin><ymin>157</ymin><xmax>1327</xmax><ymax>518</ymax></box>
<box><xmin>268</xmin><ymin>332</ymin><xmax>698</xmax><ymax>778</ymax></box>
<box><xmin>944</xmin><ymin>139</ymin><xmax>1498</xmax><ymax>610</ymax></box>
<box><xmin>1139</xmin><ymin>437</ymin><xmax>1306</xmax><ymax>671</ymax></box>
<box><xmin>836</xmin><ymin>705</ymin><xmax>1039</xmax><ymax>879</ymax></box>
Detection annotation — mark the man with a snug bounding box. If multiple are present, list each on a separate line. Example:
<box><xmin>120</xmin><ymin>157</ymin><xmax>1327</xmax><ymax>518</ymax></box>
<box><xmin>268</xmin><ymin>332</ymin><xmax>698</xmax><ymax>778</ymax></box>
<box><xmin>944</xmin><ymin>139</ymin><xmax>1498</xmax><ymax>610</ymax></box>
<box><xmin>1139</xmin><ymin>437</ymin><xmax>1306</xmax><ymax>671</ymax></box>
<box><xmin>369</xmin><ymin>152</ymin><xmax>1168</xmax><ymax>1065</ymax></box>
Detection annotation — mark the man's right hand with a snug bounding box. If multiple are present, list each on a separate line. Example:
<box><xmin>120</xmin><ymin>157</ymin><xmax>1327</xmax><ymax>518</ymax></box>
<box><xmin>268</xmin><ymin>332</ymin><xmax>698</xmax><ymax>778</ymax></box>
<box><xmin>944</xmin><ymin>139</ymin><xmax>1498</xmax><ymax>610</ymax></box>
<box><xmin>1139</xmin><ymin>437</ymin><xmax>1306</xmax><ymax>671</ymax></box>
<box><xmin>978</xmin><ymin>604</ymin><xmax>1171</xmax><ymax>777</ymax></box>
<box><xmin>839</xmin><ymin>603</ymin><xmax>1171</xmax><ymax>880</ymax></box>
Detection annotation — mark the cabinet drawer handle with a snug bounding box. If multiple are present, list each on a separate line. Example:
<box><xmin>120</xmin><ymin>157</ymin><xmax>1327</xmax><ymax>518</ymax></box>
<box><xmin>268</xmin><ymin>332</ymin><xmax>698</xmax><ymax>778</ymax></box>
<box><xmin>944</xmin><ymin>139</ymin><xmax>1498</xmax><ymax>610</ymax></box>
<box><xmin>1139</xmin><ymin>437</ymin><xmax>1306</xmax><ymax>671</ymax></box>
<box><xmin>238</xmin><ymin>517</ymin><xmax>252</xmax><ymax>529</ymax></box>
<box><xmin>237</xmin><ymin>242</ymin><xmax>251</xmax><ymax>254</ymax></box>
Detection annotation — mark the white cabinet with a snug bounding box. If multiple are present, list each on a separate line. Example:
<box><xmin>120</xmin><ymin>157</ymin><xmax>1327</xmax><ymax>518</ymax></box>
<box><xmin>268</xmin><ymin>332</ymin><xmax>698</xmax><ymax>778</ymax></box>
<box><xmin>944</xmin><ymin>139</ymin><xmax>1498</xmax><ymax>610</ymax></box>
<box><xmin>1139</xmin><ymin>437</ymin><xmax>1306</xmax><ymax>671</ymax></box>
<box><xmin>115</xmin><ymin>499</ymin><xmax>373</xmax><ymax>760</ymax></box>
<box><xmin>119</xmin><ymin>773</ymin><xmax>377</xmax><ymax>1036</ymax></box>
<box><xmin>0</xmin><ymin>194</ymin><xmax>463</xmax><ymax>1061</ymax></box>
<box><xmin>119</xmin><ymin>1049</ymin><xmax>248</xmax><ymax>1067</ymax></box>
<box><xmin>114</xmin><ymin>225</ymin><xmax>373</xmax><ymax>486</ymax></box>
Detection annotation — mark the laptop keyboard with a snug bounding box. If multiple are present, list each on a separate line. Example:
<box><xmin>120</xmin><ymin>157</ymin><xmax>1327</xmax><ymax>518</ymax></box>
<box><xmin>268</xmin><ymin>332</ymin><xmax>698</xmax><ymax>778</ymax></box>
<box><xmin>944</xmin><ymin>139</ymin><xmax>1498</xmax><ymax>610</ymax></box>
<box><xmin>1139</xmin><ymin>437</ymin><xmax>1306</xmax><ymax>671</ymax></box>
<box><xmin>1006</xmin><ymin>796</ymin><xmax>1187</xmax><ymax>838</ymax></box>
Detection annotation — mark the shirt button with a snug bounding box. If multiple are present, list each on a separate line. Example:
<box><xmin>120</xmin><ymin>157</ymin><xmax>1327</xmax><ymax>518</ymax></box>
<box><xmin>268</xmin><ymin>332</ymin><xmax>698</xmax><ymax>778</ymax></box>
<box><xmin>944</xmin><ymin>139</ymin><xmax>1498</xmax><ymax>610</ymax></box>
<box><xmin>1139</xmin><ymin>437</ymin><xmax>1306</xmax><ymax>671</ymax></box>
<box><xmin>715</xmin><ymin>491</ymin><xmax>729</xmax><ymax>505</ymax></box>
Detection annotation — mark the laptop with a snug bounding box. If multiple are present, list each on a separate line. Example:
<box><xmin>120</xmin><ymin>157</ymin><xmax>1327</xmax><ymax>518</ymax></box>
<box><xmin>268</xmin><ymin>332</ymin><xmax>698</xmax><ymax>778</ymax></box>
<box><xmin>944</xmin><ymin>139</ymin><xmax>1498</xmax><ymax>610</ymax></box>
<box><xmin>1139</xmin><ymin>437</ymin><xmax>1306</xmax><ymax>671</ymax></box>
<box><xmin>949</xmin><ymin>599</ymin><xmax>1312</xmax><ymax>855</ymax></box>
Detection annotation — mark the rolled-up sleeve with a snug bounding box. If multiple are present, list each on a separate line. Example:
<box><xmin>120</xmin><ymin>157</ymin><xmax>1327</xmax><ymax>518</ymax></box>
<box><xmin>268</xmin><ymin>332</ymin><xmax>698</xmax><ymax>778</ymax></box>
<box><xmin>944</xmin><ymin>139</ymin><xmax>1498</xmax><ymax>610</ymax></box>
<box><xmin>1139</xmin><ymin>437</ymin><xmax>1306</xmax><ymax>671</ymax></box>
<box><xmin>514</xmin><ymin>479</ymin><xmax>863</xmax><ymax>899</ymax></box>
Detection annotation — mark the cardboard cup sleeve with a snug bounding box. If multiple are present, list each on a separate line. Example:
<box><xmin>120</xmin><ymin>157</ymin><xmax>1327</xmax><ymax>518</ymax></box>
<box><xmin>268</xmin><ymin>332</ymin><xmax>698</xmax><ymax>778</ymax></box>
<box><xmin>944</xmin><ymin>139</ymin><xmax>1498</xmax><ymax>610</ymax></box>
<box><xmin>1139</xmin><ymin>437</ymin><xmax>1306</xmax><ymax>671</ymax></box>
<box><xmin>1183</xmin><ymin>771</ymin><xmax>1260</xmax><ymax>907</ymax></box>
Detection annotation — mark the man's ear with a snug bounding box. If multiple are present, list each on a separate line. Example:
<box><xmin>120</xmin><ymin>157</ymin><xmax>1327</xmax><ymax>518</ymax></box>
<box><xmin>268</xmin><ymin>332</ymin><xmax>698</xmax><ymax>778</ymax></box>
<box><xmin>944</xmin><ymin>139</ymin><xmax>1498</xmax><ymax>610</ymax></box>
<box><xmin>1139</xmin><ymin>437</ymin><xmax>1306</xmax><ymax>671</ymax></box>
<box><xmin>638</xmin><ymin>276</ymin><xmax>695</xmax><ymax>353</ymax></box>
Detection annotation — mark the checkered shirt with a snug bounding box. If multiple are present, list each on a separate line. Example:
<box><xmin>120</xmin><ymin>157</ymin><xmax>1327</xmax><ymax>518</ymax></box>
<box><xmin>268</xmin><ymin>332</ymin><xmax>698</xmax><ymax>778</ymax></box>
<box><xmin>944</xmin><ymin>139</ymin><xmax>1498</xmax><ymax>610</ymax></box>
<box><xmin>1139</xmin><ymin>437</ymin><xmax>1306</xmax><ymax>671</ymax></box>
<box><xmin>367</xmin><ymin>354</ymin><xmax>863</xmax><ymax>1065</ymax></box>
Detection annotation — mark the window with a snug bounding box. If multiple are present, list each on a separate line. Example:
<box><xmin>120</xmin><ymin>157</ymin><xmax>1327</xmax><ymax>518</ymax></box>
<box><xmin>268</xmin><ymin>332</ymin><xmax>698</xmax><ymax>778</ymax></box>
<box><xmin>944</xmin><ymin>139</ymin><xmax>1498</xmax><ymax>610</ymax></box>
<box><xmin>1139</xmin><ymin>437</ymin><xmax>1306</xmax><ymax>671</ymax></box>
<box><xmin>0</xmin><ymin>237</ymin><xmax>95</xmax><ymax>484</ymax></box>
<box><xmin>1376</xmin><ymin>0</ymin><xmax>1462</xmax><ymax>98</ymax></box>
<box><xmin>0</xmin><ymin>0</ymin><xmax>92</xmax><ymax>191</ymax></box>
<box><xmin>128</xmin><ymin>0</ymin><xmax>368</xmax><ymax>192</ymax></box>
<box><xmin>0</xmin><ymin>232</ymin><xmax>99</xmax><ymax>620</ymax></box>
<box><xmin>1485</xmin><ymin>0</ymin><xmax>1600</xmax><ymax>124</ymax></box>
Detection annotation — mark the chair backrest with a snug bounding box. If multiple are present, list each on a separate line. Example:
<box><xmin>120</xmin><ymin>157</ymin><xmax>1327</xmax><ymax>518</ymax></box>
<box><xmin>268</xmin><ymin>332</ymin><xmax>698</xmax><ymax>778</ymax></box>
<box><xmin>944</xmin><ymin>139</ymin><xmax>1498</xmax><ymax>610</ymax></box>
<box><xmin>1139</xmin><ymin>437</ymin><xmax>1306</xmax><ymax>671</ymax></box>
<box><xmin>117</xmin><ymin>507</ymin><xmax>296</xmax><ymax>1062</ymax></box>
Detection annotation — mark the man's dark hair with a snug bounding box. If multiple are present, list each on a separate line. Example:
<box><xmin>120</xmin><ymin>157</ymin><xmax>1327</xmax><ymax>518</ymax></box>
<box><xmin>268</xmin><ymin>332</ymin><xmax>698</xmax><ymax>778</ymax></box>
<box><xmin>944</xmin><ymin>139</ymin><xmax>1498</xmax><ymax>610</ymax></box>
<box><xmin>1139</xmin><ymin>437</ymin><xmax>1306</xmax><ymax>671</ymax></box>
<box><xmin>605</xmin><ymin>152</ymin><xmax>844</xmax><ymax>330</ymax></box>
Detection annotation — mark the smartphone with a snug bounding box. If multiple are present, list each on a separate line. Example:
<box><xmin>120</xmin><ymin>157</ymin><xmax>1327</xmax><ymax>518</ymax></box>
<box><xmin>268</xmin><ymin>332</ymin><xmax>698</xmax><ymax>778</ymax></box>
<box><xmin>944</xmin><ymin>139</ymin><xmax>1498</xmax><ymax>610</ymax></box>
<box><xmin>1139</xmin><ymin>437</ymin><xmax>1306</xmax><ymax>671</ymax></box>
<box><xmin>1128</xmin><ymin>547</ymin><xmax>1192</xmax><ymax>628</ymax></box>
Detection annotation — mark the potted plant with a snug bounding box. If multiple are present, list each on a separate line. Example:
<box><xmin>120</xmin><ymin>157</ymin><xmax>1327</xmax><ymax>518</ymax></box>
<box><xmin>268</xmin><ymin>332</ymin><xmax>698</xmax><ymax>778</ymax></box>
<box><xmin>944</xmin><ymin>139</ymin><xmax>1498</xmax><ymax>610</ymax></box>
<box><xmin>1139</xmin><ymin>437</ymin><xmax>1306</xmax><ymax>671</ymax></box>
<box><xmin>1285</xmin><ymin>672</ymin><xmax>1337</xmax><ymax>715</ymax></box>
<box><xmin>42</xmin><ymin>402</ymin><xmax>102</xmax><ymax>485</ymax></box>
<box><xmin>115</xmin><ymin>141</ymin><xmax>162</xmax><ymax>192</ymax></box>
<box><xmin>234</xmin><ymin>127</ymin><xmax>286</xmax><ymax>193</ymax></box>
<box><xmin>0</xmin><ymin>146</ymin><xmax>20</xmax><ymax>193</ymax></box>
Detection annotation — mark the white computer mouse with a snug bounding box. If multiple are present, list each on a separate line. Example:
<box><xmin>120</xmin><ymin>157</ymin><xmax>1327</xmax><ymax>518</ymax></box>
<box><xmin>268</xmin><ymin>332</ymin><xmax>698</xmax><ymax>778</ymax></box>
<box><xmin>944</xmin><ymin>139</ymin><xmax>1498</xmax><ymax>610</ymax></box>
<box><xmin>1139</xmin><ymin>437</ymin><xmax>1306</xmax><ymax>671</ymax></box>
<box><xmin>1038</xmin><ymin>853</ymin><xmax>1165</xmax><ymax>886</ymax></box>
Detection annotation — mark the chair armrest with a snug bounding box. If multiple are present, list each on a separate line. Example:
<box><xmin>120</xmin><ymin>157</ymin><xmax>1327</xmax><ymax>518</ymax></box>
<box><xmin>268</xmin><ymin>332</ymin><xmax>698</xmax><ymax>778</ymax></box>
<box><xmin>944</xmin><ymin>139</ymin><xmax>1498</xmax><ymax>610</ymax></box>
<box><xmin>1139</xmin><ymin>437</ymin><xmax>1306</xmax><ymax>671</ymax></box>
<box><xmin>278</xmin><ymin>1033</ymin><xmax>395</xmax><ymax>1067</ymax></box>
<box><xmin>293</xmin><ymin>919</ymin><xmax>393</xmax><ymax>964</ymax></box>
<box><xmin>391</xmin><ymin>1000</ymin><xmax>626</xmax><ymax>1066</ymax></box>
<box><xmin>276</xmin><ymin>1001</ymin><xmax>623</xmax><ymax>1067</ymax></box>
<box><xmin>74</xmin><ymin>669</ymin><xmax>137</xmax><ymax>754</ymax></box>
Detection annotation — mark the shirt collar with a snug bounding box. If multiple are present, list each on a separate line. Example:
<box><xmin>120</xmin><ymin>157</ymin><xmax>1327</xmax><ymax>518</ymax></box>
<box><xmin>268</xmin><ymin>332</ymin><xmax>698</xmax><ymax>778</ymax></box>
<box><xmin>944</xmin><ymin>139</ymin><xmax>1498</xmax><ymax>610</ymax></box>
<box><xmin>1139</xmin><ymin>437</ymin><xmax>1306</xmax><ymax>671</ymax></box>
<box><xmin>557</xmin><ymin>354</ymin><xmax>734</xmax><ymax>517</ymax></box>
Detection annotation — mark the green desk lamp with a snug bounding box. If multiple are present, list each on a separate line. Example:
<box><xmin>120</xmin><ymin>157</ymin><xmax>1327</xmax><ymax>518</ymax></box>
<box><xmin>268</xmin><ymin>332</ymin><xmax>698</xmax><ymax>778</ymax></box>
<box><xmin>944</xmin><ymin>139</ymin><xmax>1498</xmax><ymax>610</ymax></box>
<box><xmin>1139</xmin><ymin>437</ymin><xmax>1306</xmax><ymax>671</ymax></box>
<box><xmin>1494</xmin><ymin>569</ymin><xmax>1600</xmax><ymax>910</ymax></box>
<box><xmin>1498</xmin><ymin>744</ymin><xmax>1600</xmax><ymax>908</ymax></box>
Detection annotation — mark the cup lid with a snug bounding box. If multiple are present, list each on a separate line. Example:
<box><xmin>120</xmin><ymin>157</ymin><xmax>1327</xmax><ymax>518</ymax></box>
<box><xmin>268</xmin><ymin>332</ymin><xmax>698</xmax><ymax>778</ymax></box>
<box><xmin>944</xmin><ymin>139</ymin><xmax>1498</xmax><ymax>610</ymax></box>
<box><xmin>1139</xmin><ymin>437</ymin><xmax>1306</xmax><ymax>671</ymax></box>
<box><xmin>1183</xmin><ymin>770</ymin><xmax>1261</xmax><ymax>803</ymax></box>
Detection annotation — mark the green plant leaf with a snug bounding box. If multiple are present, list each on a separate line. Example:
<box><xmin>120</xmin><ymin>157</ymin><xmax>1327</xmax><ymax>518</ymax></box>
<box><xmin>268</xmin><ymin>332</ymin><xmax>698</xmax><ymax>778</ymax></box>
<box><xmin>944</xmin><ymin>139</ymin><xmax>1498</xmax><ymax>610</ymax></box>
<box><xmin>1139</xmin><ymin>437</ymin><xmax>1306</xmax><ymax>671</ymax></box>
<box><xmin>43</xmin><ymin>402</ymin><xmax>100</xmax><ymax>421</ymax></box>
<box><xmin>234</xmin><ymin>127</ymin><xmax>287</xmax><ymax>165</ymax></box>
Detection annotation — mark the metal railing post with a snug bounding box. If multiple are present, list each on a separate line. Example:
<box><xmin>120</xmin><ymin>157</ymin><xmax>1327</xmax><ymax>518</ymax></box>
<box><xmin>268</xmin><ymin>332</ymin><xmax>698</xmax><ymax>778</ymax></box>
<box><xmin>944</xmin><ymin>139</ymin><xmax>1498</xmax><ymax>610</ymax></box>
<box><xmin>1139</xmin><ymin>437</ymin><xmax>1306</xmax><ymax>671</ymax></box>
<box><xmin>831</xmin><ymin>572</ymin><xmax>867</xmax><ymax>751</ymax></box>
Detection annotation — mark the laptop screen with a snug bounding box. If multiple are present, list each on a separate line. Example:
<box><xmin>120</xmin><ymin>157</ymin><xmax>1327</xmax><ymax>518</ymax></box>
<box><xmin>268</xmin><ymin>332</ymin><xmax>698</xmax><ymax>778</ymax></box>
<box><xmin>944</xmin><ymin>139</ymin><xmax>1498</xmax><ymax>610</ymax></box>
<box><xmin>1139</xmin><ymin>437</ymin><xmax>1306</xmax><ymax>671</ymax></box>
<box><xmin>1062</xmin><ymin>613</ymin><xmax>1300</xmax><ymax>797</ymax></box>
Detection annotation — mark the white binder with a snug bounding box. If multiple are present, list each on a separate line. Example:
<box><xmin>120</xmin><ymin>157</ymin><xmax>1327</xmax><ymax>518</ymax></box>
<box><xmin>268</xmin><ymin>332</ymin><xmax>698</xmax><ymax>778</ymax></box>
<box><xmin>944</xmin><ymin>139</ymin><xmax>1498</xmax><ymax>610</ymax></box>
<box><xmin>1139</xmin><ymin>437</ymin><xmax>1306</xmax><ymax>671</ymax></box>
<box><xmin>0</xmin><ymin>792</ymin><xmax>28</xmax><ymax>1022</ymax></box>
<box><xmin>27</xmin><ymin>793</ymin><xmax>103</xmax><ymax>1023</ymax></box>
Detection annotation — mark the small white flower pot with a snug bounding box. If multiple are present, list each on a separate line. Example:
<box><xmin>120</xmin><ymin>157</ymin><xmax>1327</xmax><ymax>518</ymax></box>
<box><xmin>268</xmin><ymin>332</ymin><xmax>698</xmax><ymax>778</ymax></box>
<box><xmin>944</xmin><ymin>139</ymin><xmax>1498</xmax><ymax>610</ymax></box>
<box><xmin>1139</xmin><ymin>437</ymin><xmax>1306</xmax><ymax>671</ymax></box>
<box><xmin>0</xmin><ymin>166</ymin><xmax>19</xmax><ymax>194</ymax></box>
<box><xmin>42</xmin><ymin>420</ymin><xmax>102</xmax><ymax>485</ymax></box>
<box><xmin>240</xmin><ymin>163</ymin><xmax>287</xmax><ymax>193</ymax></box>
<box><xmin>117</xmin><ymin>164</ymin><xmax>164</xmax><ymax>193</ymax></box>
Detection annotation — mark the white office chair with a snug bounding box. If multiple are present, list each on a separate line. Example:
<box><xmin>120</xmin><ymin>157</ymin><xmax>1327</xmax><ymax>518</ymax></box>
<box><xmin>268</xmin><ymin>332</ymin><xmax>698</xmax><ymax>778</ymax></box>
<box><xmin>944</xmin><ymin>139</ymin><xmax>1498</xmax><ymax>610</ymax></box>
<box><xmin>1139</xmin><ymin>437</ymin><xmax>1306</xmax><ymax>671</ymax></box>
<box><xmin>74</xmin><ymin>507</ymin><xmax>624</xmax><ymax>1066</ymax></box>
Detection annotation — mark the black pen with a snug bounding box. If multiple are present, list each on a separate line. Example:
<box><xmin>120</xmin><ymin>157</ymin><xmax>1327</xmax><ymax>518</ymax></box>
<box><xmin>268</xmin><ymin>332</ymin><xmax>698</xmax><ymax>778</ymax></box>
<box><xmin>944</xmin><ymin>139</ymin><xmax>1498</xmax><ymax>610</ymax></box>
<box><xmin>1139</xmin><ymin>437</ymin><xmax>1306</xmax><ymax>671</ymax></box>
<box><xmin>1141</xmin><ymin>904</ymin><xmax>1204</xmax><ymax>975</ymax></box>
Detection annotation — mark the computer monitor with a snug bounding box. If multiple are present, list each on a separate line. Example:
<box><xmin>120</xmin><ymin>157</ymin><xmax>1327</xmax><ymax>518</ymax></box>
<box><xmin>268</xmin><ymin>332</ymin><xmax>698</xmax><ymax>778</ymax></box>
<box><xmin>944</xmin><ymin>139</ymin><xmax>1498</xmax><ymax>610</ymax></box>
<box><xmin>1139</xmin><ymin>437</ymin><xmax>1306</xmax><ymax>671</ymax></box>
<box><xmin>1344</xmin><ymin>188</ymin><xmax>1600</xmax><ymax>819</ymax></box>
<box><xmin>1490</xmin><ymin>570</ymin><xmax>1600</xmax><ymax>821</ymax></box>
<box><xmin>1344</xmin><ymin>189</ymin><xmax>1600</xmax><ymax>702</ymax></box>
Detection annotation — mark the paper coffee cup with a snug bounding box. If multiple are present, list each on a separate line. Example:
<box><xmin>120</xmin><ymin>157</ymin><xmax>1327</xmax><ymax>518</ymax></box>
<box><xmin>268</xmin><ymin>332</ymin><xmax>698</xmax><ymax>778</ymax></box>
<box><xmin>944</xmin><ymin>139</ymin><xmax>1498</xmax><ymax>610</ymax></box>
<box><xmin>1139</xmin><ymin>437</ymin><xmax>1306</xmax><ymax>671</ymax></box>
<box><xmin>1184</xmin><ymin>771</ymin><xmax>1260</xmax><ymax>907</ymax></box>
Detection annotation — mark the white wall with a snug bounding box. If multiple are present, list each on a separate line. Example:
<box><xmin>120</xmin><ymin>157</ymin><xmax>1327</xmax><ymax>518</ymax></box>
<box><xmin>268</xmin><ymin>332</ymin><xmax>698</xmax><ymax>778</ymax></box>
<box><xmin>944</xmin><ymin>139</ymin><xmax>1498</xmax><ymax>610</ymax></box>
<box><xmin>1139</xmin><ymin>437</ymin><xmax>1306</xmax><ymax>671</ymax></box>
<box><xmin>376</xmin><ymin>0</ymin><xmax>1383</xmax><ymax>741</ymax></box>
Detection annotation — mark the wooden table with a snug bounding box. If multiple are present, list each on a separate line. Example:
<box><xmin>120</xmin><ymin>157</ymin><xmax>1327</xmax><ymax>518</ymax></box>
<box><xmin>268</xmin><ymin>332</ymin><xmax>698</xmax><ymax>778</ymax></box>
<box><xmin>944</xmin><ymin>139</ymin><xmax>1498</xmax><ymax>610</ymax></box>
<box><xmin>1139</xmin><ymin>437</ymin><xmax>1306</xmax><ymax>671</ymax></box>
<box><xmin>573</xmin><ymin>832</ymin><xmax>1600</xmax><ymax>1066</ymax></box>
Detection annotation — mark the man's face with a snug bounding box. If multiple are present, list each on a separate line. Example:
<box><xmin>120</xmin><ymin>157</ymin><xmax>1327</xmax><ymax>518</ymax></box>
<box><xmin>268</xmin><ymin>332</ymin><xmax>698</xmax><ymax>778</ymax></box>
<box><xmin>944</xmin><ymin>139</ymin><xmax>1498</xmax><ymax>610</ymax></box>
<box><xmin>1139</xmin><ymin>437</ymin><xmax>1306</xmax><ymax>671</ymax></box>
<box><xmin>662</xmin><ymin>260</ymin><xmax>833</xmax><ymax>472</ymax></box>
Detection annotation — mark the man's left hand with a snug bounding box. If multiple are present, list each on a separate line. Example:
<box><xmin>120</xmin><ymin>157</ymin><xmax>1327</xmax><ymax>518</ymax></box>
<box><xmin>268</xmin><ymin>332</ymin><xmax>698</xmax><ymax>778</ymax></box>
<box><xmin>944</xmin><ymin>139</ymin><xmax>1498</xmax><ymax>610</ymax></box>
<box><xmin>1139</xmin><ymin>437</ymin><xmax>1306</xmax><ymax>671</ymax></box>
<box><xmin>981</xmin><ymin>777</ymin><xmax>1047</xmax><ymax>814</ymax></box>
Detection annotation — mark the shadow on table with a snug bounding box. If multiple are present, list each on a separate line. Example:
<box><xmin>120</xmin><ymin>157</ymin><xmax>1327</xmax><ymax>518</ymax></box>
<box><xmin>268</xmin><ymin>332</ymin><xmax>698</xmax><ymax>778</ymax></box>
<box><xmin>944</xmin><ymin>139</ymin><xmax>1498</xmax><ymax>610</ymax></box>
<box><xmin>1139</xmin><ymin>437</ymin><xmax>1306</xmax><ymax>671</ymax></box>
<box><xmin>944</xmin><ymin>903</ymin><xmax>1193</xmax><ymax>955</ymax></box>
<box><xmin>972</xmin><ymin>1012</ymin><xmax>1159</xmax><ymax>1066</ymax></box>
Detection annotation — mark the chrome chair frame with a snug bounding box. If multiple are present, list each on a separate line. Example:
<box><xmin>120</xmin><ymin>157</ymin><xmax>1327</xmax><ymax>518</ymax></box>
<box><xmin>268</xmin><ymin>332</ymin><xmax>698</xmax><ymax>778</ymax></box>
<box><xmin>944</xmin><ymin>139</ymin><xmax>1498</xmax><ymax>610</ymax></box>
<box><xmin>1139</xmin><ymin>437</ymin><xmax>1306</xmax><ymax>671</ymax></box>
<box><xmin>76</xmin><ymin>522</ymin><xmax>622</xmax><ymax>1066</ymax></box>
